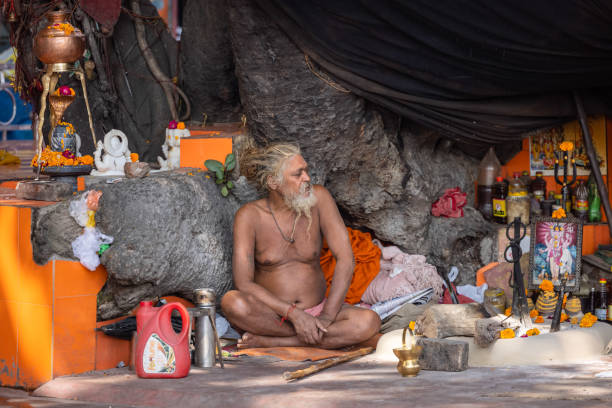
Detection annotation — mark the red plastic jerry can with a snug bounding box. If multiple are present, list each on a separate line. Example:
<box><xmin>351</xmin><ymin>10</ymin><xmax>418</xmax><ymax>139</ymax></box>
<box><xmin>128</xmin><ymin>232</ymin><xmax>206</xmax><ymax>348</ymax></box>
<box><xmin>135</xmin><ymin>302</ymin><xmax>191</xmax><ymax>378</ymax></box>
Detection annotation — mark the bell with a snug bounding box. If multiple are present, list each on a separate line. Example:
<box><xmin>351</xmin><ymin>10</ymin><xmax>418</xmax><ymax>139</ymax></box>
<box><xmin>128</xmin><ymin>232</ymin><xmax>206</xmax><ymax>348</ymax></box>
<box><xmin>7</xmin><ymin>11</ymin><xmax>17</xmax><ymax>23</ymax></box>
<box><xmin>392</xmin><ymin>326</ymin><xmax>422</xmax><ymax>377</ymax></box>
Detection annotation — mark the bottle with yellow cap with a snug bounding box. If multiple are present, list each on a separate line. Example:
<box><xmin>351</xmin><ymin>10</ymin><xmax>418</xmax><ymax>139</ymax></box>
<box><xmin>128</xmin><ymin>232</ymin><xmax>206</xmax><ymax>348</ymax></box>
<box><xmin>507</xmin><ymin>172</ymin><xmax>530</xmax><ymax>225</ymax></box>
<box><xmin>594</xmin><ymin>278</ymin><xmax>608</xmax><ymax>321</ymax></box>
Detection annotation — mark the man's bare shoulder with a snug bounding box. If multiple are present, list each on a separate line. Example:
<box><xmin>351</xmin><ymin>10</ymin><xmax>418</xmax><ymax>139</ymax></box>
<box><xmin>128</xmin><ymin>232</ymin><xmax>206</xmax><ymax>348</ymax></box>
<box><xmin>235</xmin><ymin>199</ymin><xmax>267</xmax><ymax>222</ymax></box>
<box><xmin>312</xmin><ymin>184</ymin><xmax>335</xmax><ymax>206</ymax></box>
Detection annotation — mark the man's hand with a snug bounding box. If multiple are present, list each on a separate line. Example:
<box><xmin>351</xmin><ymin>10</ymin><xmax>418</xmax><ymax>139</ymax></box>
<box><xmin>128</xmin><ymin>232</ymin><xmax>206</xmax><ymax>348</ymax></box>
<box><xmin>289</xmin><ymin>309</ymin><xmax>329</xmax><ymax>345</ymax></box>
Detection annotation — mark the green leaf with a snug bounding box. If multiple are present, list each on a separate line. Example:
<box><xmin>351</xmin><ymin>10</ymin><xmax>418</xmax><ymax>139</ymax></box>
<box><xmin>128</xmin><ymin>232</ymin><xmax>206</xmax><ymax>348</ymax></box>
<box><xmin>227</xmin><ymin>180</ymin><xmax>234</xmax><ymax>189</ymax></box>
<box><xmin>215</xmin><ymin>169</ymin><xmax>224</xmax><ymax>181</ymax></box>
<box><xmin>221</xmin><ymin>185</ymin><xmax>229</xmax><ymax>196</ymax></box>
<box><xmin>205</xmin><ymin>159</ymin><xmax>224</xmax><ymax>173</ymax></box>
<box><xmin>216</xmin><ymin>178</ymin><xmax>224</xmax><ymax>185</ymax></box>
<box><xmin>224</xmin><ymin>153</ymin><xmax>236</xmax><ymax>171</ymax></box>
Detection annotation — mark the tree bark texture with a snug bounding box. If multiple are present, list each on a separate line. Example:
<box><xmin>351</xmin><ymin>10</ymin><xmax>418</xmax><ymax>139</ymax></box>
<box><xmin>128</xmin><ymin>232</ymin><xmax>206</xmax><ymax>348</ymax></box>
<box><xmin>416</xmin><ymin>303</ymin><xmax>486</xmax><ymax>339</ymax></box>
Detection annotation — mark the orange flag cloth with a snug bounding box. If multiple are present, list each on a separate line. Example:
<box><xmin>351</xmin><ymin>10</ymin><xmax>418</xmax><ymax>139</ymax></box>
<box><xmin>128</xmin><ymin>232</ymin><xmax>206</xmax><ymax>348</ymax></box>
<box><xmin>320</xmin><ymin>227</ymin><xmax>381</xmax><ymax>304</ymax></box>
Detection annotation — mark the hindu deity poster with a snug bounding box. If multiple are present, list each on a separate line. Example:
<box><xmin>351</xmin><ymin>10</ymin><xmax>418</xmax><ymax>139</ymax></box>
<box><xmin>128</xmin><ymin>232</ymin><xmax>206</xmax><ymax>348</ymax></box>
<box><xmin>528</xmin><ymin>115</ymin><xmax>607</xmax><ymax>176</ymax></box>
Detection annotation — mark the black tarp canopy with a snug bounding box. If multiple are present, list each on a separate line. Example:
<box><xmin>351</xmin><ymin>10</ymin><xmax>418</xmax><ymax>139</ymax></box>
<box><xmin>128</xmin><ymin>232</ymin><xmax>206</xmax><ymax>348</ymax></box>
<box><xmin>256</xmin><ymin>0</ymin><xmax>612</xmax><ymax>155</ymax></box>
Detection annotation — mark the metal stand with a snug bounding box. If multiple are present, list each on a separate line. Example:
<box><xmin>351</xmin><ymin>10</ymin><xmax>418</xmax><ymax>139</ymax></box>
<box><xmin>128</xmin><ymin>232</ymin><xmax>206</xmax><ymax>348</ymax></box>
<box><xmin>553</xmin><ymin>150</ymin><xmax>577</xmax><ymax>214</ymax></box>
<box><xmin>35</xmin><ymin>62</ymin><xmax>96</xmax><ymax>179</ymax></box>
<box><xmin>550</xmin><ymin>274</ymin><xmax>568</xmax><ymax>333</ymax></box>
<box><xmin>505</xmin><ymin>217</ymin><xmax>533</xmax><ymax>330</ymax></box>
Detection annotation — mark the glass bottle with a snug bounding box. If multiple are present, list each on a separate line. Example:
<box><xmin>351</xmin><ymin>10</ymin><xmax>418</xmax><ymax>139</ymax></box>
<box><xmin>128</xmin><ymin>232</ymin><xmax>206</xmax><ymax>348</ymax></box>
<box><xmin>531</xmin><ymin>171</ymin><xmax>546</xmax><ymax>202</ymax></box>
<box><xmin>573</xmin><ymin>180</ymin><xmax>588</xmax><ymax>221</ymax></box>
<box><xmin>594</xmin><ymin>279</ymin><xmax>608</xmax><ymax>321</ymax></box>
<box><xmin>476</xmin><ymin>148</ymin><xmax>500</xmax><ymax>221</ymax></box>
<box><xmin>492</xmin><ymin>176</ymin><xmax>507</xmax><ymax>224</ymax></box>
<box><xmin>507</xmin><ymin>172</ymin><xmax>530</xmax><ymax>225</ymax></box>
<box><xmin>588</xmin><ymin>174</ymin><xmax>602</xmax><ymax>223</ymax></box>
<box><xmin>520</xmin><ymin>170</ymin><xmax>532</xmax><ymax>193</ymax></box>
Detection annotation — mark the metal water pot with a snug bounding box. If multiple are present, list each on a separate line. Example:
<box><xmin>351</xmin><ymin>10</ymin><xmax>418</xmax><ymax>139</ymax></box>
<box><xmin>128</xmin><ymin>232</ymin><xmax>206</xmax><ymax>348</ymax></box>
<box><xmin>33</xmin><ymin>10</ymin><xmax>85</xmax><ymax>65</ymax></box>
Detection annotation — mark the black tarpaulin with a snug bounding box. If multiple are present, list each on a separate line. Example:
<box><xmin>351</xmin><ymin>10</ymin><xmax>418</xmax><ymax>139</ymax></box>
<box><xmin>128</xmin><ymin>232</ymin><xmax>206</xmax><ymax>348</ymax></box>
<box><xmin>255</xmin><ymin>0</ymin><xmax>612</xmax><ymax>151</ymax></box>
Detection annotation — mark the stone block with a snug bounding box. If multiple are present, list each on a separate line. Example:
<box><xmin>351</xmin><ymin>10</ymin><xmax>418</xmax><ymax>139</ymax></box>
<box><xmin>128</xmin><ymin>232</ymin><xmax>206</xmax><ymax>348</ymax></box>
<box><xmin>15</xmin><ymin>181</ymin><xmax>73</xmax><ymax>202</ymax></box>
<box><xmin>417</xmin><ymin>337</ymin><xmax>469</xmax><ymax>372</ymax></box>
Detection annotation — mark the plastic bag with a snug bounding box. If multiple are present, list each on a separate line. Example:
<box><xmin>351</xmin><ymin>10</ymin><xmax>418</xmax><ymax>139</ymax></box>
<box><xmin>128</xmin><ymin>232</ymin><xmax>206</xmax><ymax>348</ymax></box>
<box><xmin>69</xmin><ymin>193</ymin><xmax>89</xmax><ymax>227</ymax></box>
<box><xmin>71</xmin><ymin>227</ymin><xmax>114</xmax><ymax>271</ymax></box>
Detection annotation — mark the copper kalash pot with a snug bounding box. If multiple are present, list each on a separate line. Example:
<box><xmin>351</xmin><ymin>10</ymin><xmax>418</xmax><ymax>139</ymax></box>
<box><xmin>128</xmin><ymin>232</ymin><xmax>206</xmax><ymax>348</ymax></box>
<box><xmin>33</xmin><ymin>10</ymin><xmax>85</xmax><ymax>67</ymax></box>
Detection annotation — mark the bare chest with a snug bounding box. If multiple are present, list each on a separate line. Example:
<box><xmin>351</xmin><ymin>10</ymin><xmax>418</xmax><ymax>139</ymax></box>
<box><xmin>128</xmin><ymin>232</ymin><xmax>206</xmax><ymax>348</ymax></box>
<box><xmin>254</xmin><ymin>211</ymin><xmax>322</xmax><ymax>267</ymax></box>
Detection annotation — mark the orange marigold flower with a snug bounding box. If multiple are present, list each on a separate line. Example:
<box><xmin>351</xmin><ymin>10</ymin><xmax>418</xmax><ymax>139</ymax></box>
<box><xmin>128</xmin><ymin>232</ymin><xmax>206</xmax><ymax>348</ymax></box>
<box><xmin>560</xmin><ymin>312</ymin><xmax>569</xmax><ymax>323</ymax></box>
<box><xmin>539</xmin><ymin>279</ymin><xmax>554</xmax><ymax>292</ymax></box>
<box><xmin>177</xmin><ymin>122</ymin><xmax>186</xmax><ymax>130</ymax></box>
<box><xmin>526</xmin><ymin>328</ymin><xmax>540</xmax><ymax>337</ymax></box>
<box><xmin>570</xmin><ymin>317</ymin><xmax>579</xmax><ymax>325</ymax></box>
<box><xmin>130</xmin><ymin>153</ymin><xmax>139</xmax><ymax>162</ymax></box>
<box><xmin>500</xmin><ymin>328</ymin><xmax>515</xmax><ymax>339</ymax></box>
<box><xmin>409</xmin><ymin>321</ymin><xmax>416</xmax><ymax>331</ymax></box>
<box><xmin>504</xmin><ymin>307</ymin><xmax>512</xmax><ymax>316</ymax></box>
<box><xmin>530</xmin><ymin>309</ymin><xmax>539</xmax><ymax>318</ymax></box>
<box><xmin>559</xmin><ymin>141</ymin><xmax>574</xmax><ymax>152</ymax></box>
<box><xmin>535</xmin><ymin>316</ymin><xmax>544</xmax><ymax>323</ymax></box>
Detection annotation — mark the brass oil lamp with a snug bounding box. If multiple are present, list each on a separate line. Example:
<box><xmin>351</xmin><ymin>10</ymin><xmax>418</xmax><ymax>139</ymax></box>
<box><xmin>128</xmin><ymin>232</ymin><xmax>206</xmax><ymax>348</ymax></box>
<box><xmin>392</xmin><ymin>326</ymin><xmax>422</xmax><ymax>377</ymax></box>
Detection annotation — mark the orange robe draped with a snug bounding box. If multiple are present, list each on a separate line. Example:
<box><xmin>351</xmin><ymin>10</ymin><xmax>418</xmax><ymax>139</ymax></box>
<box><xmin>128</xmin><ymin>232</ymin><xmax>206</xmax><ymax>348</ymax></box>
<box><xmin>320</xmin><ymin>227</ymin><xmax>381</xmax><ymax>304</ymax></box>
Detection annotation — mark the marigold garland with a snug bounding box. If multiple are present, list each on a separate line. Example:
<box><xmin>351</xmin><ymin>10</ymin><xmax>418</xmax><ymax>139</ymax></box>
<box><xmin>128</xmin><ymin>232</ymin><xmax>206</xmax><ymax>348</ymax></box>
<box><xmin>526</xmin><ymin>328</ymin><xmax>540</xmax><ymax>337</ymax></box>
<box><xmin>31</xmin><ymin>146</ymin><xmax>93</xmax><ymax>168</ymax></box>
<box><xmin>539</xmin><ymin>279</ymin><xmax>554</xmax><ymax>292</ymax></box>
<box><xmin>535</xmin><ymin>316</ymin><xmax>544</xmax><ymax>323</ymax></box>
<box><xmin>529</xmin><ymin>309</ymin><xmax>539</xmax><ymax>318</ymax></box>
<box><xmin>559</xmin><ymin>141</ymin><xmax>574</xmax><ymax>152</ymax></box>
<box><xmin>49</xmin><ymin>22</ymin><xmax>75</xmax><ymax>36</ymax></box>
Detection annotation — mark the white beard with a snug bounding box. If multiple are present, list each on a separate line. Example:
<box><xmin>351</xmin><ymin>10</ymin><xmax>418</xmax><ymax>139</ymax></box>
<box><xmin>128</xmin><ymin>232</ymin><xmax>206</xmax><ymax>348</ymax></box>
<box><xmin>282</xmin><ymin>182</ymin><xmax>317</xmax><ymax>230</ymax></box>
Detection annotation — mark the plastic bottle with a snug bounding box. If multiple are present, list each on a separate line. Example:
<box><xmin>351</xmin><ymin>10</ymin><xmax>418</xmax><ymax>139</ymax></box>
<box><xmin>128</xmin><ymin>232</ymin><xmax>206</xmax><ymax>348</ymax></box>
<box><xmin>573</xmin><ymin>180</ymin><xmax>588</xmax><ymax>221</ymax></box>
<box><xmin>588</xmin><ymin>174</ymin><xmax>602</xmax><ymax>223</ymax></box>
<box><xmin>520</xmin><ymin>171</ymin><xmax>532</xmax><ymax>193</ymax></box>
<box><xmin>476</xmin><ymin>147</ymin><xmax>501</xmax><ymax>220</ymax></box>
<box><xmin>594</xmin><ymin>279</ymin><xmax>608</xmax><ymax>321</ymax></box>
<box><xmin>492</xmin><ymin>176</ymin><xmax>507</xmax><ymax>224</ymax></box>
<box><xmin>531</xmin><ymin>171</ymin><xmax>546</xmax><ymax>202</ymax></box>
<box><xmin>507</xmin><ymin>172</ymin><xmax>529</xmax><ymax>225</ymax></box>
<box><xmin>136</xmin><ymin>302</ymin><xmax>191</xmax><ymax>379</ymax></box>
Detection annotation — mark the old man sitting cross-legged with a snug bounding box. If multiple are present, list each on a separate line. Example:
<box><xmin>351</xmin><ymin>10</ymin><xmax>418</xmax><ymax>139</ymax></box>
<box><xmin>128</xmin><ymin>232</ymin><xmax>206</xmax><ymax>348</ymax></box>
<box><xmin>221</xmin><ymin>143</ymin><xmax>381</xmax><ymax>349</ymax></box>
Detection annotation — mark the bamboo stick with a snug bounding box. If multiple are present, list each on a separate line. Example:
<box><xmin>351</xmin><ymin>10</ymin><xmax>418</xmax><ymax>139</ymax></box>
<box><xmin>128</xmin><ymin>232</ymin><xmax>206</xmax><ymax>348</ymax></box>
<box><xmin>573</xmin><ymin>91</ymin><xmax>612</xmax><ymax>237</ymax></box>
<box><xmin>282</xmin><ymin>347</ymin><xmax>373</xmax><ymax>382</ymax></box>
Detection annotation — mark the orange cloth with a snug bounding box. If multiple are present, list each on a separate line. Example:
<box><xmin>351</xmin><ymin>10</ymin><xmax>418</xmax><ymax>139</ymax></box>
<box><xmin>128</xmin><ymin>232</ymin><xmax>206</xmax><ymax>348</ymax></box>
<box><xmin>476</xmin><ymin>262</ymin><xmax>500</xmax><ymax>286</ymax></box>
<box><xmin>320</xmin><ymin>227</ymin><xmax>381</xmax><ymax>304</ymax></box>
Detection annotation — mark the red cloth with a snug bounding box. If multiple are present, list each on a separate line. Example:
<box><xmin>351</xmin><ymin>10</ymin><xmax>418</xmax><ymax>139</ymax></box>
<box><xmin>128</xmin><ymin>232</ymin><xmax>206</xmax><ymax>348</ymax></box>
<box><xmin>440</xmin><ymin>284</ymin><xmax>476</xmax><ymax>304</ymax></box>
<box><xmin>431</xmin><ymin>187</ymin><xmax>467</xmax><ymax>218</ymax></box>
<box><xmin>80</xmin><ymin>0</ymin><xmax>121</xmax><ymax>30</ymax></box>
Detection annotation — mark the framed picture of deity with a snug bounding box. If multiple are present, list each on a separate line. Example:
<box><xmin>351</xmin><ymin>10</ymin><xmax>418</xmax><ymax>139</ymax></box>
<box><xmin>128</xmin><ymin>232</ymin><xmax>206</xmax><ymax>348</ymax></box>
<box><xmin>528</xmin><ymin>216</ymin><xmax>583</xmax><ymax>291</ymax></box>
<box><xmin>528</xmin><ymin>115</ymin><xmax>607</xmax><ymax>176</ymax></box>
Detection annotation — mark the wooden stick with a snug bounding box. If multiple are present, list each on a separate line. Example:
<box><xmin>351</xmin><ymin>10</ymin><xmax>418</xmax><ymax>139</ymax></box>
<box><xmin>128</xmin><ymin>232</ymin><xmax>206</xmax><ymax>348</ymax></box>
<box><xmin>573</xmin><ymin>91</ymin><xmax>612</xmax><ymax>237</ymax></box>
<box><xmin>282</xmin><ymin>347</ymin><xmax>373</xmax><ymax>382</ymax></box>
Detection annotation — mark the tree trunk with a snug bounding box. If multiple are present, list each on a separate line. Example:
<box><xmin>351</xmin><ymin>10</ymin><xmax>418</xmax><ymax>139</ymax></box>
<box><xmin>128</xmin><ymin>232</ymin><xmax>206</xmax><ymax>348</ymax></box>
<box><xmin>416</xmin><ymin>303</ymin><xmax>485</xmax><ymax>338</ymax></box>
